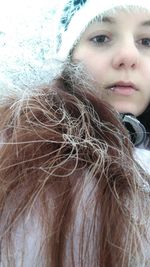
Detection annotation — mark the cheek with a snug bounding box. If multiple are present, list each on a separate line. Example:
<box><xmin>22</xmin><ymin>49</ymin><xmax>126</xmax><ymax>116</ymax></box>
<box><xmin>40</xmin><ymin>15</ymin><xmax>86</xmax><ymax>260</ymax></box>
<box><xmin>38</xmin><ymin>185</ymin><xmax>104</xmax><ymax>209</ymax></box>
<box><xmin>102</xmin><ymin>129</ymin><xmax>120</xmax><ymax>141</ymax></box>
<box><xmin>73</xmin><ymin>47</ymin><xmax>109</xmax><ymax>80</ymax></box>
<box><xmin>85</xmin><ymin>58</ymin><xmax>108</xmax><ymax>82</ymax></box>
<box><xmin>141</xmin><ymin>60</ymin><xmax>150</xmax><ymax>82</ymax></box>
<box><xmin>75</xmin><ymin>55</ymin><xmax>108</xmax><ymax>81</ymax></box>
<box><xmin>141</xmin><ymin>67</ymin><xmax>150</xmax><ymax>100</ymax></box>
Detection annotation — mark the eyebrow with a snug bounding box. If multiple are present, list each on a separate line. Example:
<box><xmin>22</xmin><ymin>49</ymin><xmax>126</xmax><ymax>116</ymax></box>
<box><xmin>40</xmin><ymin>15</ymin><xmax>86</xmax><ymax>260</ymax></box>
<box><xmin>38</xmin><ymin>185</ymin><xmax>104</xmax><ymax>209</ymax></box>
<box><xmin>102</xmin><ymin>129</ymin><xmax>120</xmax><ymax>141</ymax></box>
<box><xmin>102</xmin><ymin>16</ymin><xmax>116</xmax><ymax>24</ymax></box>
<box><xmin>101</xmin><ymin>16</ymin><xmax>150</xmax><ymax>27</ymax></box>
<box><xmin>140</xmin><ymin>20</ymin><xmax>150</xmax><ymax>27</ymax></box>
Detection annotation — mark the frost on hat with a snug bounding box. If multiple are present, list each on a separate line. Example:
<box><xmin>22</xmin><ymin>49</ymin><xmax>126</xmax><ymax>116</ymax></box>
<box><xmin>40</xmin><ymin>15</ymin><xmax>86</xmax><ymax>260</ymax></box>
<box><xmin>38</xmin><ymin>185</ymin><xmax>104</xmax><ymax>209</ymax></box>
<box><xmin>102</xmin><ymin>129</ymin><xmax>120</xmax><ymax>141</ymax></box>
<box><xmin>56</xmin><ymin>0</ymin><xmax>150</xmax><ymax>61</ymax></box>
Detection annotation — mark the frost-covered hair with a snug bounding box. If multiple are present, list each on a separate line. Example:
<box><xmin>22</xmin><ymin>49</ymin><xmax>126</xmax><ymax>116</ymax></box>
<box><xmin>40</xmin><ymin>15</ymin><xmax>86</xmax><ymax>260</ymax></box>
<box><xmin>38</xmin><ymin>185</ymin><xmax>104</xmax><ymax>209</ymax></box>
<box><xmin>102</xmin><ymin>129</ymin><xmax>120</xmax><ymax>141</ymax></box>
<box><xmin>0</xmin><ymin>62</ymin><xmax>150</xmax><ymax>266</ymax></box>
<box><xmin>56</xmin><ymin>0</ymin><xmax>150</xmax><ymax>61</ymax></box>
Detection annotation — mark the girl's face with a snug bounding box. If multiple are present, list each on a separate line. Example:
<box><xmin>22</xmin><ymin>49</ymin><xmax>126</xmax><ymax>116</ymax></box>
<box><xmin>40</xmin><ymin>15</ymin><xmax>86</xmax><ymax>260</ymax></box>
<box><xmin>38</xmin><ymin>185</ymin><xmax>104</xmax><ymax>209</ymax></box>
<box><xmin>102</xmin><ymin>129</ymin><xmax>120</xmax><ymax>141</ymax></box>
<box><xmin>72</xmin><ymin>9</ymin><xmax>150</xmax><ymax>116</ymax></box>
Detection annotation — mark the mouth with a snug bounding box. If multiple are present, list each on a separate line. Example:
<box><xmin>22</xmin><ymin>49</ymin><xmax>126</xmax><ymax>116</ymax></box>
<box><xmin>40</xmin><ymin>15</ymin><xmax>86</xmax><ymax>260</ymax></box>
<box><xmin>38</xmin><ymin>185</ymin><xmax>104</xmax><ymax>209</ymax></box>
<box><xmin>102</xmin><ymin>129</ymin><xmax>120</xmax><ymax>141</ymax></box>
<box><xmin>106</xmin><ymin>81</ymin><xmax>138</xmax><ymax>96</ymax></box>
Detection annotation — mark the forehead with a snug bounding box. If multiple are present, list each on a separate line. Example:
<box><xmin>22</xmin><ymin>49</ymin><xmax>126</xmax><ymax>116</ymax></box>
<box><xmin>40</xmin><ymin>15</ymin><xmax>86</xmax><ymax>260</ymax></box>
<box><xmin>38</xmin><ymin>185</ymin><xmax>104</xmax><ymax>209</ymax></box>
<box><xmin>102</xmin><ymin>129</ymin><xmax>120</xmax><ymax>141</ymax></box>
<box><xmin>82</xmin><ymin>8</ymin><xmax>150</xmax><ymax>33</ymax></box>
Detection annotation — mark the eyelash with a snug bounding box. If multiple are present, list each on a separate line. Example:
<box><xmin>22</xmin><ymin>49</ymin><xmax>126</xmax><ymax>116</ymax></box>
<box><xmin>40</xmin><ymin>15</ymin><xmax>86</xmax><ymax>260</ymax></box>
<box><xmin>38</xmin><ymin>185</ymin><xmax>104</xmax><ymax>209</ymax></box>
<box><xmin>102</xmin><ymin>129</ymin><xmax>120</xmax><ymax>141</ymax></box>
<box><xmin>89</xmin><ymin>35</ymin><xmax>150</xmax><ymax>48</ymax></box>
<box><xmin>89</xmin><ymin>35</ymin><xmax>110</xmax><ymax>45</ymax></box>
<box><xmin>138</xmin><ymin>38</ymin><xmax>150</xmax><ymax>47</ymax></box>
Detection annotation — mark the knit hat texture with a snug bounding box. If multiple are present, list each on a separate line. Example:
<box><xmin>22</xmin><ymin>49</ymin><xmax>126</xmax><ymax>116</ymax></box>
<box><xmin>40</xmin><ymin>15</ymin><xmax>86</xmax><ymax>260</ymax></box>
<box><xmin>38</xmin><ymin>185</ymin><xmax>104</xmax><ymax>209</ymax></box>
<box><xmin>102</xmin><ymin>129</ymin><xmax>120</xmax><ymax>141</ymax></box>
<box><xmin>57</xmin><ymin>0</ymin><xmax>150</xmax><ymax>61</ymax></box>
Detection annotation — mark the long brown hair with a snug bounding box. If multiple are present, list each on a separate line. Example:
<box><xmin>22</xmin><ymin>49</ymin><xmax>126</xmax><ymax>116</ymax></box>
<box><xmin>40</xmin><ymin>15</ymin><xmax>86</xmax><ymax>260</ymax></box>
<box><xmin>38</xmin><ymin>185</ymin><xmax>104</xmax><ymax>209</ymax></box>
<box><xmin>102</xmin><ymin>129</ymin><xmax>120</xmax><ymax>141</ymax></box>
<box><xmin>0</xmin><ymin>73</ymin><xmax>149</xmax><ymax>266</ymax></box>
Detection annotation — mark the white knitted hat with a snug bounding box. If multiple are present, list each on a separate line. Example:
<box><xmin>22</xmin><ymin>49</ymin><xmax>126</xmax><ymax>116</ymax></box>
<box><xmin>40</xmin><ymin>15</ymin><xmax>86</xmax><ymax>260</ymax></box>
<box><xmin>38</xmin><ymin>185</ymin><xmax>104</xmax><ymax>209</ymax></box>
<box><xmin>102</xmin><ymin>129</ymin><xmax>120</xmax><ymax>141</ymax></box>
<box><xmin>57</xmin><ymin>0</ymin><xmax>150</xmax><ymax>61</ymax></box>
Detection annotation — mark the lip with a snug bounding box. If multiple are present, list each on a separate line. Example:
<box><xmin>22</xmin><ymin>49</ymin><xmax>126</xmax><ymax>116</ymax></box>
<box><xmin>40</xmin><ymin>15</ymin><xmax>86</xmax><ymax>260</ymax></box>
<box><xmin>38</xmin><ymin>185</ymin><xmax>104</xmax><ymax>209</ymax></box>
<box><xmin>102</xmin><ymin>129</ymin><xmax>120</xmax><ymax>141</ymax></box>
<box><xmin>106</xmin><ymin>81</ymin><xmax>138</xmax><ymax>96</ymax></box>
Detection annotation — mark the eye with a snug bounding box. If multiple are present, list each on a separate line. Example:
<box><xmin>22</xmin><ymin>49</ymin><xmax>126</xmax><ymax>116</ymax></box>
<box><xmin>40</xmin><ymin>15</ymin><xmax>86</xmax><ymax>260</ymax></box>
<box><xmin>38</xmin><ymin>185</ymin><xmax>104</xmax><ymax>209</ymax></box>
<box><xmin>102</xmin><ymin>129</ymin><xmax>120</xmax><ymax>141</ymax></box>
<box><xmin>89</xmin><ymin>35</ymin><xmax>110</xmax><ymax>45</ymax></box>
<box><xmin>139</xmin><ymin>38</ymin><xmax>150</xmax><ymax>47</ymax></box>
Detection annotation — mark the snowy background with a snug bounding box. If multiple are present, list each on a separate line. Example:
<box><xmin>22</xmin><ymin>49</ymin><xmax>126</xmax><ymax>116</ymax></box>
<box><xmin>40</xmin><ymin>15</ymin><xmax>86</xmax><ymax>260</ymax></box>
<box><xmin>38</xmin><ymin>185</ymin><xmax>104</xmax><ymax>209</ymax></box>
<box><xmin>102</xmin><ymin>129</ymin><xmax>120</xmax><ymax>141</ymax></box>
<box><xmin>0</xmin><ymin>0</ymin><xmax>66</xmax><ymax>95</ymax></box>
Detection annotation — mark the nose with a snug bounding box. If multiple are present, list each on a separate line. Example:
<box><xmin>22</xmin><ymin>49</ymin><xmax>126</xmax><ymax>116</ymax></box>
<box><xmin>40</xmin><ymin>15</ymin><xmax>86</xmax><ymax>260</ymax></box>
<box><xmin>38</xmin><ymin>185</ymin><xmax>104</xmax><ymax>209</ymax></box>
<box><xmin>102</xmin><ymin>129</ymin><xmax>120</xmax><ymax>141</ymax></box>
<box><xmin>112</xmin><ymin>38</ymin><xmax>139</xmax><ymax>70</ymax></box>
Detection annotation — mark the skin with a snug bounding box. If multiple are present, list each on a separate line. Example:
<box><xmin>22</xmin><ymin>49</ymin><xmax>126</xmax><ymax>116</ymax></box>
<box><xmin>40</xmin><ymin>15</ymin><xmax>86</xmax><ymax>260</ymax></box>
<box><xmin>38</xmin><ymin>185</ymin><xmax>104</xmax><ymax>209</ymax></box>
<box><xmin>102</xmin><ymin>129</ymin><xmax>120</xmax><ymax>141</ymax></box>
<box><xmin>72</xmin><ymin>9</ymin><xmax>150</xmax><ymax>116</ymax></box>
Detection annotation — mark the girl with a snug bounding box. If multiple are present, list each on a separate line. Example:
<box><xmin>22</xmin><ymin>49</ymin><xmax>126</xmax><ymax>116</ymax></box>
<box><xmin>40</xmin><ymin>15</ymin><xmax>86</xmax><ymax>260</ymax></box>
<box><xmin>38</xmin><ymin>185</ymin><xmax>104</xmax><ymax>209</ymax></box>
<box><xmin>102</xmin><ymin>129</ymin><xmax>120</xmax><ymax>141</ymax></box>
<box><xmin>0</xmin><ymin>0</ymin><xmax>150</xmax><ymax>266</ymax></box>
<box><xmin>57</xmin><ymin>0</ymin><xmax>150</xmax><ymax>164</ymax></box>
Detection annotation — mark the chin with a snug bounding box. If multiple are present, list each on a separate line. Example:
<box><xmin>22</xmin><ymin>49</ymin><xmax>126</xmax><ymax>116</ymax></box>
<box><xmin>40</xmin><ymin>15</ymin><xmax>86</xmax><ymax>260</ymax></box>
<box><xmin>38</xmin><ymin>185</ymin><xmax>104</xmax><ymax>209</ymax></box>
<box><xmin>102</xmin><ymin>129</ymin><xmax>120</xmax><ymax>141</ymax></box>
<box><xmin>113</xmin><ymin>104</ymin><xmax>138</xmax><ymax>116</ymax></box>
<box><xmin>107</xmin><ymin>100</ymin><xmax>146</xmax><ymax>117</ymax></box>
